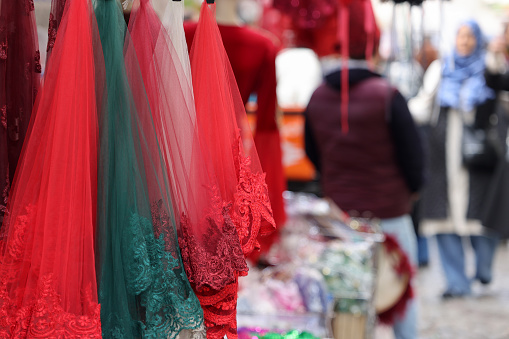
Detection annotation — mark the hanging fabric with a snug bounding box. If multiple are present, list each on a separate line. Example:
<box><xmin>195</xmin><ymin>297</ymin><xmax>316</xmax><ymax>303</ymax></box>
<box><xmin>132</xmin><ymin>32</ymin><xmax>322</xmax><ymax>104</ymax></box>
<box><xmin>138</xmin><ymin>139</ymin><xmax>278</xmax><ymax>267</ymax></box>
<box><xmin>163</xmin><ymin>0</ymin><xmax>193</xmax><ymax>85</ymax></box>
<box><xmin>0</xmin><ymin>0</ymin><xmax>103</xmax><ymax>336</ymax></box>
<box><xmin>129</xmin><ymin>0</ymin><xmax>248</xmax><ymax>337</ymax></box>
<box><xmin>0</xmin><ymin>0</ymin><xmax>41</xmax><ymax>226</ymax></box>
<box><xmin>188</xmin><ymin>1</ymin><xmax>276</xmax><ymax>337</ymax></box>
<box><xmin>93</xmin><ymin>0</ymin><xmax>203</xmax><ymax>337</ymax></box>
<box><xmin>183</xmin><ymin>0</ymin><xmax>287</xmax><ymax>261</ymax></box>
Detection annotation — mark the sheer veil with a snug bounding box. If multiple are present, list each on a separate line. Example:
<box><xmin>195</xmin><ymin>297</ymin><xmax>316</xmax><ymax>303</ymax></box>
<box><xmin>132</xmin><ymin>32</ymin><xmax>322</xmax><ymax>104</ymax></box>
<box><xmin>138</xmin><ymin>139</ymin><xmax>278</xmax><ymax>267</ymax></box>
<box><xmin>0</xmin><ymin>0</ymin><xmax>104</xmax><ymax>336</ymax></box>
<box><xmin>186</xmin><ymin>2</ymin><xmax>276</xmax><ymax>337</ymax></box>
<box><xmin>93</xmin><ymin>0</ymin><xmax>203</xmax><ymax>337</ymax></box>
<box><xmin>129</xmin><ymin>0</ymin><xmax>248</xmax><ymax>337</ymax></box>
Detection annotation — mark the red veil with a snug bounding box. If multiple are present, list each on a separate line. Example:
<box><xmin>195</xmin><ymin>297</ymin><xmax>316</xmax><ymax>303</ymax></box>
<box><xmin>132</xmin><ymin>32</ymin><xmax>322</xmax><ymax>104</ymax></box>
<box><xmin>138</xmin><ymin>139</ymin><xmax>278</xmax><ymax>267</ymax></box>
<box><xmin>129</xmin><ymin>0</ymin><xmax>245</xmax><ymax>337</ymax></box>
<box><xmin>190</xmin><ymin>1</ymin><xmax>276</xmax><ymax>260</ymax></box>
<box><xmin>0</xmin><ymin>0</ymin><xmax>103</xmax><ymax>336</ymax></box>
<box><xmin>187</xmin><ymin>2</ymin><xmax>276</xmax><ymax>337</ymax></box>
<box><xmin>0</xmin><ymin>0</ymin><xmax>41</xmax><ymax>225</ymax></box>
<box><xmin>129</xmin><ymin>0</ymin><xmax>275</xmax><ymax>337</ymax></box>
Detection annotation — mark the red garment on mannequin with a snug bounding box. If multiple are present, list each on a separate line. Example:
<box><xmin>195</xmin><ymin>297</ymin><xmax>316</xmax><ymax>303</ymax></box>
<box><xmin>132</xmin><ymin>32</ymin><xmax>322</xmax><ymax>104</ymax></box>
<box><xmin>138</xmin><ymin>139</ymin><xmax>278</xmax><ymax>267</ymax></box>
<box><xmin>185</xmin><ymin>23</ymin><xmax>287</xmax><ymax>260</ymax></box>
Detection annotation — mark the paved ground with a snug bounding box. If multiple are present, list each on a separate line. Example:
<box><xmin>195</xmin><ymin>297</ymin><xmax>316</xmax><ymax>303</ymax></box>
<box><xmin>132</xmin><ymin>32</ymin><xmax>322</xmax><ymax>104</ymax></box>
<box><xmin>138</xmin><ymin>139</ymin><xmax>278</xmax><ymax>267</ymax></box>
<box><xmin>376</xmin><ymin>238</ymin><xmax>509</xmax><ymax>339</ymax></box>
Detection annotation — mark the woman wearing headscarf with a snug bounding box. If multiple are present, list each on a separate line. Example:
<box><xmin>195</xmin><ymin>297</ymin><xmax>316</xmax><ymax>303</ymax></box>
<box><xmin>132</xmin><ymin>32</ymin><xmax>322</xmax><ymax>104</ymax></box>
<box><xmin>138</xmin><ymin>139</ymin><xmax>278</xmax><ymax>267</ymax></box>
<box><xmin>419</xmin><ymin>20</ymin><xmax>500</xmax><ymax>299</ymax></box>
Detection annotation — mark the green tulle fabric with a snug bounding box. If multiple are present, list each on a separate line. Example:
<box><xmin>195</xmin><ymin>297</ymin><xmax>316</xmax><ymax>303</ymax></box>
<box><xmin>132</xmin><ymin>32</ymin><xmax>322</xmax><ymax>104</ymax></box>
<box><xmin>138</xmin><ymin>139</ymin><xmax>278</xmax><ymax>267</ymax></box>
<box><xmin>93</xmin><ymin>0</ymin><xmax>204</xmax><ymax>337</ymax></box>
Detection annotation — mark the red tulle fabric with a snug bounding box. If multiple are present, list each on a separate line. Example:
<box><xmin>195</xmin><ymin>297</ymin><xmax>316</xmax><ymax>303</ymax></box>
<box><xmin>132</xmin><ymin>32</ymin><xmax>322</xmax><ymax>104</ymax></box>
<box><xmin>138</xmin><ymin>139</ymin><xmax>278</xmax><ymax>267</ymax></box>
<box><xmin>129</xmin><ymin>0</ymin><xmax>247</xmax><ymax>290</ymax></box>
<box><xmin>183</xmin><ymin>22</ymin><xmax>287</xmax><ymax>263</ymax></box>
<box><xmin>128</xmin><ymin>1</ymin><xmax>249</xmax><ymax>337</ymax></box>
<box><xmin>0</xmin><ymin>0</ymin><xmax>40</xmax><ymax>226</ymax></box>
<box><xmin>188</xmin><ymin>2</ymin><xmax>276</xmax><ymax>337</ymax></box>
<box><xmin>128</xmin><ymin>0</ymin><xmax>248</xmax><ymax>290</ymax></box>
<box><xmin>0</xmin><ymin>0</ymin><xmax>103</xmax><ymax>336</ymax></box>
<box><xmin>191</xmin><ymin>2</ymin><xmax>276</xmax><ymax>257</ymax></box>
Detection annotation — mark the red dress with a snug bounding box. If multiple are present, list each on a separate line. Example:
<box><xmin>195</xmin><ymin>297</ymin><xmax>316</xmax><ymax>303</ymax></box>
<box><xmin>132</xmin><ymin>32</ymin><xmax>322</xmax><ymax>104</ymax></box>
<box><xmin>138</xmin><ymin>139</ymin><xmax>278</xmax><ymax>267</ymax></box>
<box><xmin>185</xmin><ymin>23</ymin><xmax>287</xmax><ymax>260</ymax></box>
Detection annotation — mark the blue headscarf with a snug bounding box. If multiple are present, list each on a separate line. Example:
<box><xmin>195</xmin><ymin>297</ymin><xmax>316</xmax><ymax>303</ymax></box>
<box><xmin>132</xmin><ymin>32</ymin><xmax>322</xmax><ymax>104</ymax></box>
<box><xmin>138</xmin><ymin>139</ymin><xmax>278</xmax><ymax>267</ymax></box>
<box><xmin>438</xmin><ymin>20</ymin><xmax>495</xmax><ymax>112</ymax></box>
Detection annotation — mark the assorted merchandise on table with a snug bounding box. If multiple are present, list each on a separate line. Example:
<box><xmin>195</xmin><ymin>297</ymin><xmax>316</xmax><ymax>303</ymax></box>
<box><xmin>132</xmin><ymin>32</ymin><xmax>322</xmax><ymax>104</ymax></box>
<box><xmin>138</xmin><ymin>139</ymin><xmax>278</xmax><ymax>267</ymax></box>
<box><xmin>238</xmin><ymin>192</ymin><xmax>384</xmax><ymax>339</ymax></box>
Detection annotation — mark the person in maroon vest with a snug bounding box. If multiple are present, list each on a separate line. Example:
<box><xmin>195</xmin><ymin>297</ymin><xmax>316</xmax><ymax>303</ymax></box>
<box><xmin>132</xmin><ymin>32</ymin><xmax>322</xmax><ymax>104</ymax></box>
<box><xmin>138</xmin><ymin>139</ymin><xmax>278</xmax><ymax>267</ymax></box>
<box><xmin>304</xmin><ymin>1</ymin><xmax>425</xmax><ymax>338</ymax></box>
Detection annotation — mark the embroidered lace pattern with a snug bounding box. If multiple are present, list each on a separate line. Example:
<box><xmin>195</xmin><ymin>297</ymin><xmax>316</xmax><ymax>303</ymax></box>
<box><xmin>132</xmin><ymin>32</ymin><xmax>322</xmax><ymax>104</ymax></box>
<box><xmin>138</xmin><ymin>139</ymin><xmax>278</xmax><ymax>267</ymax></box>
<box><xmin>34</xmin><ymin>51</ymin><xmax>41</xmax><ymax>73</ymax></box>
<box><xmin>1</xmin><ymin>169</ymin><xmax>7</xmax><ymax>209</ymax></box>
<box><xmin>1</xmin><ymin>105</ymin><xmax>6</xmax><ymax>129</ymax></box>
<box><xmin>0</xmin><ymin>42</ymin><xmax>7</xmax><ymax>60</ymax></box>
<box><xmin>47</xmin><ymin>13</ymin><xmax>57</xmax><ymax>52</ymax></box>
<box><xmin>100</xmin><ymin>203</ymin><xmax>203</xmax><ymax>339</ymax></box>
<box><xmin>0</xmin><ymin>274</ymin><xmax>102</xmax><ymax>338</ymax></box>
<box><xmin>178</xmin><ymin>141</ymin><xmax>276</xmax><ymax>338</ymax></box>
<box><xmin>179</xmin><ymin>182</ymin><xmax>248</xmax><ymax>339</ymax></box>
<box><xmin>179</xmin><ymin>189</ymin><xmax>248</xmax><ymax>291</ymax></box>
<box><xmin>24</xmin><ymin>0</ymin><xmax>35</xmax><ymax>14</ymax></box>
<box><xmin>231</xmin><ymin>138</ymin><xmax>275</xmax><ymax>256</ymax></box>
<box><xmin>0</xmin><ymin>157</ymin><xmax>6</xmax><ymax>223</ymax></box>
<box><xmin>0</xmin><ymin>206</ymin><xmax>102</xmax><ymax>338</ymax></box>
<box><xmin>196</xmin><ymin>277</ymin><xmax>240</xmax><ymax>339</ymax></box>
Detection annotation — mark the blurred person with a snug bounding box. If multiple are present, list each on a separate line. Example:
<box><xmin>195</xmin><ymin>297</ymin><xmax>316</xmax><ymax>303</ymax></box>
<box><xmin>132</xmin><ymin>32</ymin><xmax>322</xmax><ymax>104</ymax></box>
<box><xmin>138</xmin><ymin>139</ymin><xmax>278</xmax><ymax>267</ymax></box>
<box><xmin>304</xmin><ymin>1</ymin><xmax>425</xmax><ymax>338</ymax></box>
<box><xmin>477</xmin><ymin>18</ymin><xmax>509</xmax><ymax>240</ymax></box>
<box><xmin>408</xmin><ymin>37</ymin><xmax>442</xmax><ymax>268</ymax></box>
<box><xmin>485</xmin><ymin>17</ymin><xmax>509</xmax><ymax>128</ymax></box>
<box><xmin>417</xmin><ymin>20</ymin><xmax>500</xmax><ymax>299</ymax></box>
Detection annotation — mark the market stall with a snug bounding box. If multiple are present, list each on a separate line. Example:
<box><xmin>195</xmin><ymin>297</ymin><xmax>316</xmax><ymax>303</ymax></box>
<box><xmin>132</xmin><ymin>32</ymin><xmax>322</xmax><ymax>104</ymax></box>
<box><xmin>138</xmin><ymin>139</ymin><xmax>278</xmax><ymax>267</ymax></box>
<box><xmin>237</xmin><ymin>192</ymin><xmax>386</xmax><ymax>339</ymax></box>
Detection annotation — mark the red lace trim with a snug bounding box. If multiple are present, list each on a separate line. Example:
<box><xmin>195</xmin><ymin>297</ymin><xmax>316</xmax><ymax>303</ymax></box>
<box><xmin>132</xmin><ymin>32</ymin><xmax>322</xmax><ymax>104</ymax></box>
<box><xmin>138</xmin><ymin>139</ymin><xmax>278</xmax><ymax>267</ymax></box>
<box><xmin>197</xmin><ymin>278</ymin><xmax>239</xmax><ymax>339</ymax></box>
<box><xmin>0</xmin><ymin>168</ymin><xmax>9</xmax><ymax>238</ymax></box>
<box><xmin>179</xmin><ymin>188</ymin><xmax>248</xmax><ymax>291</ymax></box>
<box><xmin>0</xmin><ymin>274</ymin><xmax>101</xmax><ymax>338</ymax></box>
<box><xmin>34</xmin><ymin>51</ymin><xmax>42</xmax><ymax>74</ymax></box>
<box><xmin>47</xmin><ymin>14</ymin><xmax>57</xmax><ymax>52</ymax></box>
<box><xmin>24</xmin><ymin>0</ymin><xmax>35</xmax><ymax>14</ymax></box>
<box><xmin>0</xmin><ymin>204</ymin><xmax>34</xmax><ymax>262</ymax></box>
<box><xmin>180</xmin><ymin>138</ymin><xmax>277</xmax><ymax>338</ymax></box>
<box><xmin>0</xmin><ymin>206</ymin><xmax>101</xmax><ymax>338</ymax></box>
<box><xmin>179</xmin><ymin>203</ymin><xmax>245</xmax><ymax>339</ymax></box>
<box><xmin>2</xmin><ymin>167</ymin><xmax>8</xmax><ymax>205</ymax></box>
<box><xmin>232</xmin><ymin>138</ymin><xmax>276</xmax><ymax>257</ymax></box>
<box><xmin>0</xmin><ymin>42</ymin><xmax>7</xmax><ymax>60</ymax></box>
<box><xmin>178</xmin><ymin>182</ymin><xmax>251</xmax><ymax>338</ymax></box>
<box><xmin>1</xmin><ymin>105</ymin><xmax>6</xmax><ymax>130</ymax></box>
